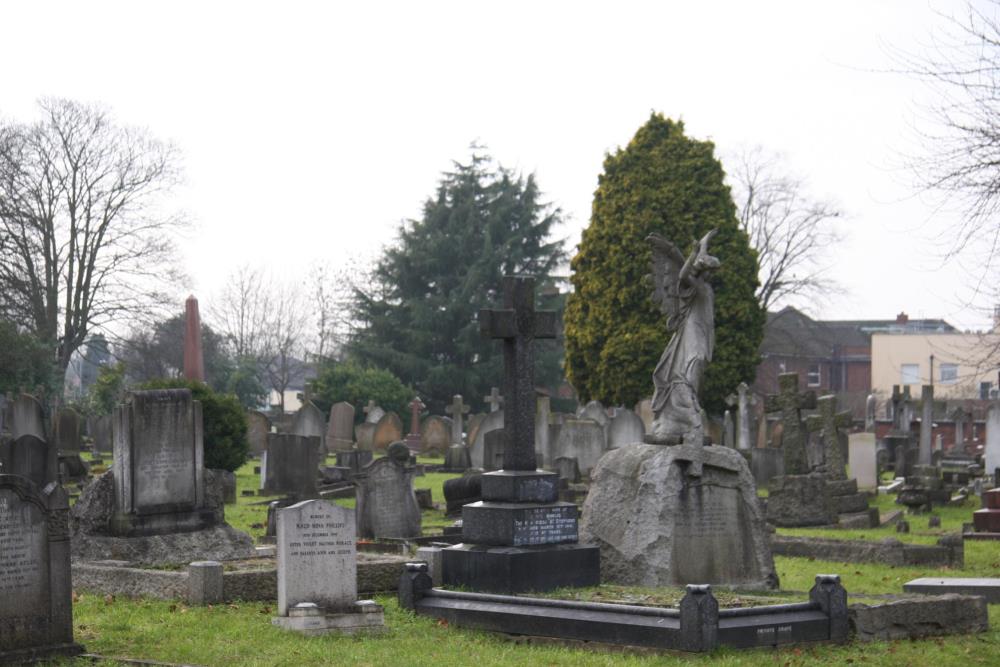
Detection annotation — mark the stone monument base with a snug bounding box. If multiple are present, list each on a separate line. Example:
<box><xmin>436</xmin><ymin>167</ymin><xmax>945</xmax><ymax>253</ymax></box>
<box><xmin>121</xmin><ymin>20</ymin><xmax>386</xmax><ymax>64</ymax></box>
<box><xmin>0</xmin><ymin>642</ymin><xmax>85</xmax><ymax>665</ymax></box>
<box><xmin>827</xmin><ymin>478</ymin><xmax>878</xmax><ymax>528</ymax></box>
<box><xmin>766</xmin><ymin>473</ymin><xmax>838</xmax><ymax>527</ymax></box>
<box><xmin>580</xmin><ymin>444</ymin><xmax>778</xmax><ymax>590</ymax></box>
<box><xmin>272</xmin><ymin>601</ymin><xmax>385</xmax><ymax>636</ymax></box>
<box><xmin>71</xmin><ymin>524</ymin><xmax>256</xmax><ymax>566</ymax></box>
<box><xmin>442</xmin><ymin>543</ymin><xmax>600</xmax><ymax>594</ymax></box>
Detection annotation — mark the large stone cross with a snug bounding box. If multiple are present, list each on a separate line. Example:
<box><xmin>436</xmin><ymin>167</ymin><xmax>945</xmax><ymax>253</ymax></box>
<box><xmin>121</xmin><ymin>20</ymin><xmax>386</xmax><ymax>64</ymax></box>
<box><xmin>406</xmin><ymin>397</ymin><xmax>425</xmax><ymax>436</ymax></box>
<box><xmin>765</xmin><ymin>372</ymin><xmax>817</xmax><ymax>475</ymax></box>
<box><xmin>890</xmin><ymin>385</ymin><xmax>912</xmax><ymax>433</ymax></box>
<box><xmin>479</xmin><ymin>276</ymin><xmax>557</xmax><ymax>471</ymax></box>
<box><xmin>483</xmin><ymin>387</ymin><xmax>504</xmax><ymax>413</ymax></box>
<box><xmin>805</xmin><ymin>394</ymin><xmax>852</xmax><ymax>480</ymax></box>
<box><xmin>445</xmin><ymin>394</ymin><xmax>470</xmax><ymax>445</ymax></box>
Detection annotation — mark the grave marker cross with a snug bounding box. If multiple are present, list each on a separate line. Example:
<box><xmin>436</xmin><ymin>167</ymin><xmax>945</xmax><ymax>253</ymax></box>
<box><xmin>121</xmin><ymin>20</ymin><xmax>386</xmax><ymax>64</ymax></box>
<box><xmin>765</xmin><ymin>373</ymin><xmax>817</xmax><ymax>475</ymax></box>
<box><xmin>479</xmin><ymin>276</ymin><xmax>557</xmax><ymax>471</ymax></box>
<box><xmin>484</xmin><ymin>387</ymin><xmax>504</xmax><ymax>413</ymax></box>
<box><xmin>805</xmin><ymin>395</ymin><xmax>852</xmax><ymax>480</ymax></box>
<box><xmin>445</xmin><ymin>395</ymin><xmax>470</xmax><ymax>445</ymax></box>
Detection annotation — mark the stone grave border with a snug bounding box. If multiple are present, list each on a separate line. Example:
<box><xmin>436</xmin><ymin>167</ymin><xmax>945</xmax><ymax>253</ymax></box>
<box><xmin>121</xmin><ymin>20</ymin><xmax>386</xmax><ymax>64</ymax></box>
<box><xmin>72</xmin><ymin>554</ymin><xmax>411</xmax><ymax>605</ymax></box>
<box><xmin>400</xmin><ymin>566</ymin><xmax>848</xmax><ymax>652</ymax></box>
<box><xmin>770</xmin><ymin>534</ymin><xmax>963</xmax><ymax>568</ymax></box>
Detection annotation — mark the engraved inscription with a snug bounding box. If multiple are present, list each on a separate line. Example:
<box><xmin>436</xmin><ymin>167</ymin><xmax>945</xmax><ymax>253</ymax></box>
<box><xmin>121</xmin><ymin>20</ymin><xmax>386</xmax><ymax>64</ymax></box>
<box><xmin>512</xmin><ymin>506</ymin><xmax>578</xmax><ymax>546</ymax></box>
<box><xmin>756</xmin><ymin>624</ymin><xmax>794</xmax><ymax>645</ymax></box>
<box><xmin>0</xmin><ymin>490</ymin><xmax>47</xmax><ymax>616</ymax></box>
<box><xmin>287</xmin><ymin>516</ymin><xmax>354</xmax><ymax>559</ymax></box>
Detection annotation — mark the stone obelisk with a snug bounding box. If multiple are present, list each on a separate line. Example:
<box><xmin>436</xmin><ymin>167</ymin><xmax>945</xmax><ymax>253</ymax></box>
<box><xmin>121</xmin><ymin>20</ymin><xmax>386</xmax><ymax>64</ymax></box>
<box><xmin>183</xmin><ymin>294</ymin><xmax>205</xmax><ymax>382</ymax></box>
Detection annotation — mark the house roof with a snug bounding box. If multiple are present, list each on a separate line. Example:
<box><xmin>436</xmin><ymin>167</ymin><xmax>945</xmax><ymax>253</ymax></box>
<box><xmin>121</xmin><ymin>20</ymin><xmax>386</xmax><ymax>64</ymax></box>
<box><xmin>761</xmin><ymin>306</ymin><xmax>958</xmax><ymax>359</ymax></box>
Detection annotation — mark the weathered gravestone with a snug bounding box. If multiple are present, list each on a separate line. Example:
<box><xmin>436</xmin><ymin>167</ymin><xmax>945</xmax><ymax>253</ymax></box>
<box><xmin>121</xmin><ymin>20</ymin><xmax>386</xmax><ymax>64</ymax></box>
<box><xmin>443</xmin><ymin>276</ymin><xmax>600</xmax><ymax>594</ymax></box>
<box><xmin>70</xmin><ymin>389</ymin><xmax>255</xmax><ymax>565</ymax></box>
<box><xmin>750</xmin><ymin>447</ymin><xmax>784</xmax><ymax>487</ymax></box>
<box><xmin>246</xmin><ymin>410</ymin><xmax>270</xmax><ymax>458</ymax></box>
<box><xmin>555</xmin><ymin>456</ymin><xmax>581</xmax><ymax>484</ymax></box>
<box><xmin>420</xmin><ymin>415</ymin><xmax>451</xmax><ymax>455</ymax></box>
<box><xmin>552</xmin><ymin>417</ymin><xmax>605</xmax><ymax>476</ymax></box>
<box><xmin>354</xmin><ymin>402</ymin><xmax>384</xmax><ymax>452</ymax></box>
<box><xmin>54</xmin><ymin>408</ymin><xmax>82</xmax><ymax>452</ymax></box>
<box><xmin>722</xmin><ymin>410</ymin><xmax>735</xmax><ymax>448</ymax></box>
<box><xmin>444</xmin><ymin>395</ymin><xmax>472</xmax><ymax>470</ymax></box>
<box><xmin>272</xmin><ymin>499</ymin><xmax>384</xmax><ymax>635</ymax></box>
<box><xmin>606</xmin><ymin>408</ymin><xmax>645</xmax><ymax>449</ymax></box>
<box><xmin>88</xmin><ymin>415</ymin><xmax>113</xmax><ymax>455</ymax></box>
<box><xmin>404</xmin><ymin>397</ymin><xmax>426</xmax><ymax>453</ymax></box>
<box><xmin>326</xmin><ymin>402</ymin><xmax>355</xmax><ymax>453</ymax></box>
<box><xmin>483</xmin><ymin>387</ymin><xmax>504</xmax><ymax>413</ymax></box>
<box><xmin>469</xmin><ymin>409</ymin><xmax>504</xmax><ymax>468</ymax></box>
<box><xmin>263</xmin><ymin>434</ymin><xmax>320</xmax><ymax>498</ymax></box>
<box><xmin>0</xmin><ymin>435</ymin><xmax>53</xmax><ymax>489</ymax></box>
<box><xmin>634</xmin><ymin>398</ymin><xmax>654</xmax><ymax>433</ymax></box>
<box><xmin>291</xmin><ymin>402</ymin><xmax>326</xmax><ymax>453</ymax></box>
<box><xmin>354</xmin><ymin>444</ymin><xmax>421</xmax><ymax>539</ymax></box>
<box><xmin>535</xmin><ymin>395</ymin><xmax>554</xmax><ymax>465</ymax></box>
<box><xmin>483</xmin><ymin>429</ymin><xmax>506</xmax><ymax>471</ymax></box>
<box><xmin>0</xmin><ymin>475</ymin><xmax>83</xmax><ymax>662</ymax></box>
<box><xmin>372</xmin><ymin>412</ymin><xmax>403</xmax><ymax>452</ymax></box>
<box><xmin>919</xmin><ymin>385</ymin><xmax>935</xmax><ymax>465</ymax></box>
<box><xmin>10</xmin><ymin>394</ymin><xmax>46</xmax><ymax>441</ymax></box>
<box><xmin>577</xmin><ymin>400</ymin><xmax>610</xmax><ymax>429</ymax></box>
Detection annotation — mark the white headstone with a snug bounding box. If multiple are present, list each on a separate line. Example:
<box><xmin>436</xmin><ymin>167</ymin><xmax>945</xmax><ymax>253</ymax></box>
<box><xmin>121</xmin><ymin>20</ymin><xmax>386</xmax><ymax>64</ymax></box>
<box><xmin>552</xmin><ymin>418</ymin><xmax>605</xmax><ymax>475</ymax></box>
<box><xmin>848</xmin><ymin>432</ymin><xmax>878</xmax><ymax>491</ymax></box>
<box><xmin>606</xmin><ymin>408</ymin><xmax>645</xmax><ymax>449</ymax></box>
<box><xmin>276</xmin><ymin>499</ymin><xmax>356</xmax><ymax>616</ymax></box>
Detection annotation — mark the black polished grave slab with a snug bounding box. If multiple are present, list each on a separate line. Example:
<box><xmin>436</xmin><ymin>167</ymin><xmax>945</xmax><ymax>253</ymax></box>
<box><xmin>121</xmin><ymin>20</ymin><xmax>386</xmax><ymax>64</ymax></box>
<box><xmin>461</xmin><ymin>501</ymin><xmax>579</xmax><ymax>546</ymax></box>
<box><xmin>442</xmin><ymin>543</ymin><xmax>600</xmax><ymax>594</ymax></box>
<box><xmin>480</xmin><ymin>470</ymin><xmax>559</xmax><ymax>503</ymax></box>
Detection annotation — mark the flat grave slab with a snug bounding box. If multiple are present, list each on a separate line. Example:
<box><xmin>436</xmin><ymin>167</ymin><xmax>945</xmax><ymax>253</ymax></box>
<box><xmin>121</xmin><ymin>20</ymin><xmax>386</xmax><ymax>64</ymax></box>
<box><xmin>903</xmin><ymin>577</ymin><xmax>1000</xmax><ymax>603</ymax></box>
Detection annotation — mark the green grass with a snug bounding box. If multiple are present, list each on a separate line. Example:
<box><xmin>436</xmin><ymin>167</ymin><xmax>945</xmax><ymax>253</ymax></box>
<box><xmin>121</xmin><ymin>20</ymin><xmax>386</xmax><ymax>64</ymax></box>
<box><xmin>63</xmin><ymin>454</ymin><xmax>1000</xmax><ymax>665</ymax></box>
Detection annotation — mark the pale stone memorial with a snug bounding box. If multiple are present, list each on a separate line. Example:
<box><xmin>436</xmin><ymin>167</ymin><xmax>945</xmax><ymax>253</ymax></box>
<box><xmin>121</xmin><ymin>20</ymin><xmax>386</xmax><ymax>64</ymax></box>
<box><xmin>848</xmin><ymin>433</ymin><xmax>878</xmax><ymax>491</ymax></box>
<box><xmin>291</xmin><ymin>401</ymin><xmax>326</xmax><ymax>453</ymax></box>
<box><xmin>326</xmin><ymin>402</ymin><xmax>355</xmax><ymax>452</ymax></box>
<box><xmin>246</xmin><ymin>410</ymin><xmax>270</xmax><ymax>458</ymax></box>
<box><xmin>272</xmin><ymin>499</ymin><xmax>384</xmax><ymax>635</ymax></box>
<box><xmin>607</xmin><ymin>407</ymin><xmax>645</xmax><ymax>449</ymax></box>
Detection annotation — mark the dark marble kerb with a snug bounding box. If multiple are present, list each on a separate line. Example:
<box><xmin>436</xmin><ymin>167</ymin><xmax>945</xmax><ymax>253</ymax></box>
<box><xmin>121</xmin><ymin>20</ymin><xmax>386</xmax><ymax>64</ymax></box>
<box><xmin>478</xmin><ymin>276</ymin><xmax>557</xmax><ymax>472</ymax></box>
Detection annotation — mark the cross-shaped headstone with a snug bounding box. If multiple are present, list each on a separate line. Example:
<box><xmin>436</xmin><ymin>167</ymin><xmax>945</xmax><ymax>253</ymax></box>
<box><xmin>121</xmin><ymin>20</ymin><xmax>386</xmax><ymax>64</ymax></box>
<box><xmin>406</xmin><ymin>397</ymin><xmax>425</xmax><ymax>436</ymax></box>
<box><xmin>483</xmin><ymin>387</ymin><xmax>504</xmax><ymax>413</ymax></box>
<box><xmin>725</xmin><ymin>381</ymin><xmax>756</xmax><ymax>450</ymax></box>
<box><xmin>445</xmin><ymin>394</ymin><xmax>470</xmax><ymax>445</ymax></box>
<box><xmin>951</xmin><ymin>406</ymin><xmax>967</xmax><ymax>447</ymax></box>
<box><xmin>479</xmin><ymin>276</ymin><xmax>557</xmax><ymax>471</ymax></box>
<box><xmin>765</xmin><ymin>373</ymin><xmax>817</xmax><ymax>475</ymax></box>
<box><xmin>364</xmin><ymin>400</ymin><xmax>377</xmax><ymax>417</ymax></box>
<box><xmin>805</xmin><ymin>394</ymin><xmax>852</xmax><ymax>480</ymax></box>
<box><xmin>890</xmin><ymin>385</ymin><xmax>912</xmax><ymax>433</ymax></box>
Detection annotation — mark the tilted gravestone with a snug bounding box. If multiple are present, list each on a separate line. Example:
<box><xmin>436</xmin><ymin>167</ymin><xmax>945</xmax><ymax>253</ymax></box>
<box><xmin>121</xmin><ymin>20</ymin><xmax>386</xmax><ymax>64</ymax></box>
<box><xmin>354</xmin><ymin>444</ymin><xmax>421</xmax><ymax>539</ymax></box>
<box><xmin>291</xmin><ymin>402</ymin><xmax>326</xmax><ymax>453</ymax></box>
<box><xmin>263</xmin><ymin>434</ymin><xmax>320</xmax><ymax>498</ymax></box>
<box><xmin>326</xmin><ymin>402</ymin><xmax>355</xmax><ymax>452</ymax></box>
<box><xmin>465</xmin><ymin>413</ymin><xmax>487</xmax><ymax>450</ymax></box>
<box><xmin>0</xmin><ymin>474</ymin><xmax>83</xmax><ymax>662</ymax></box>
<box><xmin>272</xmin><ymin>499</ymin><xmax>384</xmax><ymax>634</ymax></box>
<box><xmin>111</xmin><ymin>389</ymin><xmax>213</xmax><ymax>536</ymax></box>
<box><xmin>246</xmin><ymin>410</ymin><xmax>270</xmax><ymax>458</ymax></box>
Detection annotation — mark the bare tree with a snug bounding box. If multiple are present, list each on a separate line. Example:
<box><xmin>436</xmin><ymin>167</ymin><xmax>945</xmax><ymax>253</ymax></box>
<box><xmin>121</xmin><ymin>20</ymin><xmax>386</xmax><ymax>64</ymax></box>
<box><xmin>210</xmin><ymin>265</ymin><xmax>271</xmax><ymax>359</ymax></box>
<box><xmin>263</xmin><ymin>282</ymin><xmax>308</xmax><ymax>413</ymax></box>
<box><xmin>891</xmin><ymin>1</ymin><xmax>1000</xmax><ymax>267</ymax></box>
<box><xmin>727</xmin><ymin>146</ymin><xmax>843</xmax><ymax>312</ymax></box>
<box><xmin>309</xmin><ymin>261</ymin><xmax>366</xmax><ymax>361</ymax></box>
<box><xmin>0</xmin><ymin>98</ymin><xmax>183</xmax><ymax>385</ymax></box>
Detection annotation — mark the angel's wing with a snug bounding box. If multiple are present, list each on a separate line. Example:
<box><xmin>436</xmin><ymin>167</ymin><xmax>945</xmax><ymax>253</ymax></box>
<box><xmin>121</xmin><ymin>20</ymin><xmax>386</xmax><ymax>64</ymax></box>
<box><xmin>645</xmin><ymin>232</ymin><xmax>685</xmax><ymax>325</ymax></box>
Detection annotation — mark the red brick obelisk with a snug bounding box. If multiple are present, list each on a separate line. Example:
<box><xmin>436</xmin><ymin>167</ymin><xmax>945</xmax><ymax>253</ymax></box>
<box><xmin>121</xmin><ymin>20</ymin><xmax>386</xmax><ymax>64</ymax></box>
<box><xmin>183</xmin><ymin>294</ymin><xmax>205</xmax><ymax>381</ymax></box>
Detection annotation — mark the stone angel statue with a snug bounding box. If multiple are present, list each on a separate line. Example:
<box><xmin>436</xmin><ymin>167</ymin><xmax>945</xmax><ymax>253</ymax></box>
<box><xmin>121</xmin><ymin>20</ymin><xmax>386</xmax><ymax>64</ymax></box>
<box><xmin>645</xmin><ymin>229</ymin><xmax>720</xmax><ymax>445</ymax></box>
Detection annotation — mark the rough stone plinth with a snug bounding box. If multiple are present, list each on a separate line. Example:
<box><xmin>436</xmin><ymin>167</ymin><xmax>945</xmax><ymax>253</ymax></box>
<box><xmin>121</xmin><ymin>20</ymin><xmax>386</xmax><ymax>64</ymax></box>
<box><xmin>580</xmin><ymin>444</ymin><xmax>777</xmax><ymax>589</ymax></box>
<box><xmin>766</xmin><ymin>473</ymin><xmax>837</xmax><ymax>527</ymax></box>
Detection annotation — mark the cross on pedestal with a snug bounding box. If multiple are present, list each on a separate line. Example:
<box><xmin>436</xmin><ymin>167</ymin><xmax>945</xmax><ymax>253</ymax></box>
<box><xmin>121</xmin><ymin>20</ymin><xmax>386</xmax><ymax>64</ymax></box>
<box><xmin>484</xmin><ymin>387</ymin><xmax>504</xmax><ymax>413</ymax></box>
<box><xmin>765</xmin><ymin>373</ymin><xmax>817</xmax><ymax>475</ymax></box>
<box><xmin>404</xmin><ymin>397</ymin><xmax>425</xmax><ymax>453</ymax></box>
<box><xmin>805</xmin><ymin>395</ymin><xmax>852</xmax><ymax>480</ymax></box>
<box><xmin>445</xmin><ymin>395</ymin><xmax>470</xmax><ymax>445</ymax></box>
<box><xmin>479</xmin><ymin>276</ymin><xmax>558</xmax><ymax>471</ymax></box>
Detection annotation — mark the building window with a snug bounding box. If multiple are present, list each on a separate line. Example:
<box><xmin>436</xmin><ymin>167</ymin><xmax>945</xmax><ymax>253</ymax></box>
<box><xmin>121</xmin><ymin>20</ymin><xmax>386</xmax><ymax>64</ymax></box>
<box><xmin>807</xmin><ymin>364</ymin><xmax>821</xmax><ymax>387</ymax></box>
<box><xmin>901</xmin><ymin>363</ymin><xmax>920</xmax><ymax>385</ymax></box>
<box><xmin>940</xmin><ymin>363</ymin><xmax>958</xmax><ymax>384</ymax></box>
<box><xmin>982</xmin><ymin>382</ymin><xmax>993</xmax><ymax>400</ymax></box>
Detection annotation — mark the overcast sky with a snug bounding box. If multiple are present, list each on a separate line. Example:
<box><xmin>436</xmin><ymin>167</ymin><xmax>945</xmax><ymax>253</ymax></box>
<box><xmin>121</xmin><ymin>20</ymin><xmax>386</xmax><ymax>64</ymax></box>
<box><xmin>3</xmin><ymin>1</ymin><xmax>995</xmax><ymax>331</ymax></box>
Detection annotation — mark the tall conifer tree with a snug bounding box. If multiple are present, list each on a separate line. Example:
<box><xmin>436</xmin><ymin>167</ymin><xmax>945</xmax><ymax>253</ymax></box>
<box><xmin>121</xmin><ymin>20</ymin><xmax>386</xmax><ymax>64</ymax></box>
<box><xmin>564</xmin><ymin>114</ymin><xmax>763</xmax><ymax>414</ymax></box>
<box><xmin>349</xmin><ymin>150</ymin><xmax>567</xmax><ymax>413</ymax></box>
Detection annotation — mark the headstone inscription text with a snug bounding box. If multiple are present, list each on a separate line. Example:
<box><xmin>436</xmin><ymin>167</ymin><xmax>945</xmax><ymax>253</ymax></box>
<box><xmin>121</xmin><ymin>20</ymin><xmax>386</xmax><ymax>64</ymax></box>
<box><xmin>0</xmin><ymin>489</ymin><xmax>45</xmax><ymax>609</ymax></box>
<box><xmin>512</xmin><ymin>505</ymin><xmax>578</xmax><ymax>546</ymax></box>
<box><xmin>277</xmin><ymin>500</ymin><xmax>356</xmax><ymax>616</ymax></box>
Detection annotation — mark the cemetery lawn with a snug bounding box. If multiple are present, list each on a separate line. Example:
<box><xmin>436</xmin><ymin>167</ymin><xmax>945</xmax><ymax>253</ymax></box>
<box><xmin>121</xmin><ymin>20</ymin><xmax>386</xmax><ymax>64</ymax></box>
<box><xmin>69</xmin><ymin>460</ymin><xmax>1000</xmax><ymax>664</ymax></box>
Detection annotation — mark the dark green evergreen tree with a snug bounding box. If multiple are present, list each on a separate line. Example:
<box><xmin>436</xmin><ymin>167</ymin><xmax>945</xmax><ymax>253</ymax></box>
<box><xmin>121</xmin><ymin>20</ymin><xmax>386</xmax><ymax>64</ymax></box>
<box><xmin>349</xmin><ymin>149</ymin><xmax>567</xmax><ymax>413</ymax></box>
<box><xmin>564</xmin><ymin>114</ymin><xmax>764</xmax><ymax>415</ymax></box>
